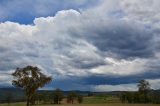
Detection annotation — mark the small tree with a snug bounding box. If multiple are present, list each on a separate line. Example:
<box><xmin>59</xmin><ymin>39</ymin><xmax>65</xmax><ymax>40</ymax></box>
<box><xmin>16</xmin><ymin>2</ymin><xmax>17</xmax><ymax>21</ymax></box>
<box><xmin>67</xmin><ymin>92</ymin><xmax>77</xmax><ymax>104</ymax></box>
<box><xmin>88</xmin><ymin>92</ymin><xmax>93</xmax><ymax>97</ymax></box>
<box><xmin>41</xmin><ymin>91</ymin><xmax>50</xmax><ymax>104</ymax></box>
<box><xmin>138</xmin><ymin>80</ymin><xmax>150</xmax><ymax>103</ymax></box>
<box><xmin>120</xmin><ymin>92</ymin><xmax>127</xmax><ymax>103</ymax></box>
<box><xmin>53</xmin><ymin>88</ymin><xmax>63</xmax><ymax>104</ymax></box>
<box><xmin>12</xmin><ymin>65</ymin><xmax>52</xmax><ymax>106</ymax></box>
<box><xmin>77</xmin><ymin>94</ymin><xmax>83</xmax><ymax>104</ymax></box>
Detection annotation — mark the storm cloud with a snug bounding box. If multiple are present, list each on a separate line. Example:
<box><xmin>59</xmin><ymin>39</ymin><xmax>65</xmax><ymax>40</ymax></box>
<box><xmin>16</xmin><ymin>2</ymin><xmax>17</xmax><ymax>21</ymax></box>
<box><xmin>0</xmin><ymin>0</ymin><xmax>160</xmax><ymax>91</ymax></box>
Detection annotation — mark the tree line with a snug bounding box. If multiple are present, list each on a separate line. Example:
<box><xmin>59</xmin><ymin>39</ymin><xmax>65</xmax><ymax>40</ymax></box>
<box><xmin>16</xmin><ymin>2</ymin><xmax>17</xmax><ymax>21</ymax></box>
<box><xmin>30</xmin><ymin>89</ymin><xmax>83</xmax><ymax>105</ymax></box>
<box><xmin>2</xmin><ymin>88</ymin><xmax>83</xmax><ymax>105</ymax></box>
<box><xmin>120</xmin><ymin>80</ymin><xmax>160</xmax><ymax>104</ymax></box>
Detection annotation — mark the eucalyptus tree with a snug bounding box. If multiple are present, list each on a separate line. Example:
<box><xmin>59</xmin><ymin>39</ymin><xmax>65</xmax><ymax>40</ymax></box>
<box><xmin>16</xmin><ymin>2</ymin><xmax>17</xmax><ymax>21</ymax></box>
<box><xmin>12</xmin><ymin>65</ymin><xmax>52</xmax><ymax>106</ymax></box>
<box><xmin>138</xmin><ymin>80</ymin><xmax>150</xmax><ymax>103</ymax></box>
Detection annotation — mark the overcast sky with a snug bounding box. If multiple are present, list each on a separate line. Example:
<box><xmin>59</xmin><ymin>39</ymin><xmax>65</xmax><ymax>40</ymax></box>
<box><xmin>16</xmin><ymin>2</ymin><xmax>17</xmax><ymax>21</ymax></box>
<box><xmin>0</xmin><ymin>0</ymin><xmax>160</xmax><ymax>91</ymax></box>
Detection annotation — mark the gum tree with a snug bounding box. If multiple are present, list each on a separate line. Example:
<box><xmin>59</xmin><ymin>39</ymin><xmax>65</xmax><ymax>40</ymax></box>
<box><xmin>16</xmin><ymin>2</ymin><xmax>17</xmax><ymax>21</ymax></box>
<box><xmin>12</xmin><ymin>65</ymin><xmax>52</xmax><ymax>106</ymax></box>
<box><xmin>138</xmin><ymin>80</ymin><xmax>150</xmax><ymax>103</ymax></box>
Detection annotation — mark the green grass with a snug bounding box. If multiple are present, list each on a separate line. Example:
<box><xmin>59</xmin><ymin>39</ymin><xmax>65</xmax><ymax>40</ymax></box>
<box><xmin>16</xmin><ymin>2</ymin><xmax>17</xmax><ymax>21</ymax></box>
<box><xmin>83</xmin><ymin>96</ymin><xmax>120</xmax><ymax>104</ymax></box>
<box><xmin>0</xmin><ymin>102</ymin><xmax>24</xmax><ymax>106</ymax></box>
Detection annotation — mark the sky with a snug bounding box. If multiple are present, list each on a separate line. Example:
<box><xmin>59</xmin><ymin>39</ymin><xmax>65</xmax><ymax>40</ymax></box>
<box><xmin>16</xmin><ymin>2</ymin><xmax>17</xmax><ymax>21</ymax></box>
<box><xmin>0</xmin><ymin>0</ymin><xmax>160</xmax><ymax>91</ymax></box>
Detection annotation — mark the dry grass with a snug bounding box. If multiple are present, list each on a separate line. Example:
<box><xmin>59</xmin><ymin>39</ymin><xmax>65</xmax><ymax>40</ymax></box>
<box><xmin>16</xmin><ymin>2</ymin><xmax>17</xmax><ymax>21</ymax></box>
<box><xmin>0</xmin><ymin>103</ymin><xmax>160</xmax><ymax>106</ymax></box>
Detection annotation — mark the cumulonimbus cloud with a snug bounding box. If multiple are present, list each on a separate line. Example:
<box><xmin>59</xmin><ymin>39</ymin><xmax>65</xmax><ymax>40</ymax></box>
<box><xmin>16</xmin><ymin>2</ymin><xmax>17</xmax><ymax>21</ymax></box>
<box><xmin>0</xmin><ymin>0</ymin><xmax>160</xmax><ymax>91</ymax></box>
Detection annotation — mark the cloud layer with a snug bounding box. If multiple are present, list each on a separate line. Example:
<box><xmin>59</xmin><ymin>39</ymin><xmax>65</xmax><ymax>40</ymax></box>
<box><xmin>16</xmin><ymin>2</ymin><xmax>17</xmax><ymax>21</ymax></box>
<box><xmin>0</xmin><ymin>0</ymin><xmax>160</xmax><ymax>91</ymax></box>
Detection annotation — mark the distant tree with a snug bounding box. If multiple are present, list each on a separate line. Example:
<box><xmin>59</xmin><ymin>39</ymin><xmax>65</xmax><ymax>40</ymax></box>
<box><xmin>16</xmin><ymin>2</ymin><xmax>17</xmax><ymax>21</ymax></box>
<box><xmin>126</xmin><ymin>92</ymin><xmax>134</xmax><ymax>103</ymax></box>
<box><xmin>133</xmin><ymin>92</ymin><xmax>140</xmax><ymax>103</ymax></box>
<box><xmin>77</xmin><ymin>94</ymin><xmax>83</xmax><ymax>104</ymax></box>
<box><xmin>53</xmin><ymin>88</ymin><xmax>63</xmax><ymax>104</ymax></box>
<box><xmin>120</xmin><ymin>92</ymin><xmax>127</xmax><ymax>103</ymax></box>
<box><xmin>12</xmin><ymin>65</ymin><xmax>52</xmax><ymax>106</ymax></box>
<box><xmin>67</xmin><ymin>92</ymin><xmax>77</xmax><ymax>104</ymax></box>
<box><xmin>151</xmin><ymin>90</ymin><xmax>160</xmax><ymax>104</ymax></box>
<box><xmin>138</xmin><ymin>80</ymin><xmax>150</xmax><ymax>103</ymax></box>
<box><xmin>6</xmin><ymin>92</ymin><xmax>13</xmax><ymax>105</ymax></box>
<box><xmin>42</xmin><ymin>91</ymin><xmax>51</xmax><ymax>104</ymax></box>
<box><xmin>88</xmin><ymin>92</ymin><xmax>93</xmax><ymax>96</ymax></box>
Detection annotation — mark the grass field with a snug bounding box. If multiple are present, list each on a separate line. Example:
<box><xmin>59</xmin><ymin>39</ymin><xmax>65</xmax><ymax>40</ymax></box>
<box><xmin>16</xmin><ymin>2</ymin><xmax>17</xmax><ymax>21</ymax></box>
<box><xmin>0</xmin><ymin>96</ymin><xmax>159</xmax><ymax>106</ymax></box>
<box><xmin>0</xmin><ymin>103</ymin><xmax>160</xmax><ymax>106</ymax></box>
<box><xmin>83</xmin><ymin>96</ymin><xmax>120</xmax><ymax>104</ymax></box>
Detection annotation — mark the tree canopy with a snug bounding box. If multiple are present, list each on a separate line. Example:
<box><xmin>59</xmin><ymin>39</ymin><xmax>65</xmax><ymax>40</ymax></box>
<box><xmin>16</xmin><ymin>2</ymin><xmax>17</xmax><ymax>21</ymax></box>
<box><xmin>138</xmin><ymin>80</ymin><xmax>150</xmax><ymax>92</ymax></box>
<box><xmin>12</xmin><ymin>65</ymin><xmax>52</xmax><ymax>106</ymax></box>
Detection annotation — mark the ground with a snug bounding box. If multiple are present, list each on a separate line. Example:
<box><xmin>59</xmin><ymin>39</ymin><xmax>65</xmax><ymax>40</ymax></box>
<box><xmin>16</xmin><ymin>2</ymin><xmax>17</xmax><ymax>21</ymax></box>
<box><xmin>0</xmin><ymin>103</ymin><xmax>160</xmax><ymax>106</ymax></box>
<box><xmin>0</xmin><ymin>96</ymin><xmax>159</xmax><ymax>106</ymax></box>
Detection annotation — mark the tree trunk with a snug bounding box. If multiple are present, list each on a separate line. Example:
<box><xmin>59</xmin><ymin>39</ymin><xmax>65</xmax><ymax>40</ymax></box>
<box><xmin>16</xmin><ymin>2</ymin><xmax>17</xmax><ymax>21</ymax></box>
<box><xmin>27</xmin><ymin>97</ymin><xmax>30</xmax><ymax>106</ymax></box>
